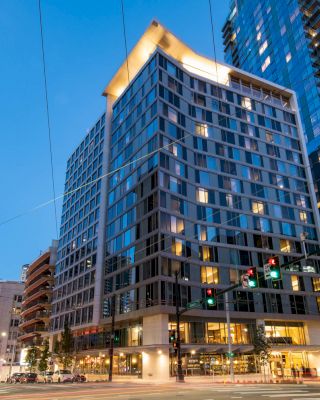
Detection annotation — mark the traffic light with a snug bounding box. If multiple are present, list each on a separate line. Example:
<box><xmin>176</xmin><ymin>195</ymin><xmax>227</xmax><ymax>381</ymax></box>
<box><xmin>226</xmin><ymin>352</ymin><xmax>235</xmax><ymax>358</ymax></box>
<box><xmin>246</xmin><ymin>267</ymin><xmax>258</xmax><ymax>288</ymax></box>
<box><xmin>268</xmin><ymin>257</ymin><xmax>281</xmax><ymax>280</ymax></box>
<box><xmin>205</xmin><ymin>288</ymin><xmax>216</xmax><ymax>308</ymax></box>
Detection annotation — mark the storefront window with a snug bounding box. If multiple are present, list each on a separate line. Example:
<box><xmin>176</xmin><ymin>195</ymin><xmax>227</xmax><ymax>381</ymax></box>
<box><xmin>265</xmin><ymin>322</ymin><xmax>305</xmax><ymax>345</ymax></box>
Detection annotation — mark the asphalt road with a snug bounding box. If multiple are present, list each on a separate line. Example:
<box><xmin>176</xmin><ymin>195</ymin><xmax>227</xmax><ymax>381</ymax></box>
<box><xmin>1</xmin><ymin>382</ymin><xmax>320</xmax><ymax>400</ymax></box>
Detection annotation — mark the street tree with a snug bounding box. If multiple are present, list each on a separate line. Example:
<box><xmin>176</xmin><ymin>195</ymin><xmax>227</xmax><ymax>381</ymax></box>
<box><xmin>38</xmin><ymin>340</ymin><xmax>50</xmax><ymax>372</ymax></box>
<box><xmin>25</xmin><ymin>345</ymin><xmax>38</xmax><ymax>372</ymax></box>
<box><xmin>252</xmin><ymin>324</ymin><xmax>271</xmax><ymax>381</ymax></box>
<box><xmin>54</xmin><ymin>322</ymin><xmax>73</xmax><ymax>369</ymax></box>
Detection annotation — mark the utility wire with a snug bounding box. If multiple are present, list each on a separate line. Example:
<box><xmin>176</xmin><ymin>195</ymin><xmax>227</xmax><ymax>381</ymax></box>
<box><xmin>0</xmin><ymin>48</ymin><xmax>319</xmax><ymax>227</ymax></box>
<box><xmin>120</xmin><ymin>0</ymin><xmax>130</xmax><ymax>84</ymax></box>
<box><xmin>38</xmin><ymin>0</ymin><xmax>59</xmax><ymax>238</ymax></box>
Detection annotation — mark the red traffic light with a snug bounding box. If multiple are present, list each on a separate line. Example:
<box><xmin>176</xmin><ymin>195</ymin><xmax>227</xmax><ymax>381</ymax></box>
<box><xmin>247</xmin><ymin>268</ymin><xmax>255</xmax><ymax>277</ymax></box>
<box><xmin>206</xmin><ymin>288</ymin><xmax>213</xmax><ymax>296</ymax></box>
<box><xmin>268</xmin><ymin>257</ymin><xmax>277</xmax><ymax>266</ymax></box>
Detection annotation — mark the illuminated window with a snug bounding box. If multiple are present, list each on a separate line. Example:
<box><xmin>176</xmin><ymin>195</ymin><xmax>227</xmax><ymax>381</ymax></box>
<box><xmin>280</xmin><ymin>239</ymin><xmax>292</xmax><ymax>253</ymax></box>
<box><xmin>201</xmin><ymin>246</ymin><xmax>211</xmax><ymax>262</ymax></box>
<box><xmin>195</xmin><ymin>123</ymin><xmax>208</xmax><ymax>137</ymax></box>
<box><xmin>256</xmin><ymin>31</ymin><xmax>261</xmax><ymax>41</ymax></box>
<box><xmin>291</xmin><ymin>275</ymin><xmax>300</xmax><ymax>291</ymax></box>
<box><xmin>317</xmin><ymin>297</ymin><xmax>320</xmax><ymax>312</ymax></box>
<box><xmin>286</xmin><ymin>52</ymin><xmax>292</xmax><ymax>63</ymax></box>
<box><xmin>241</xmin><ymin>97</ymin><xmax>252</xmax><ymax>110</ymax></box>
<box><xmin>259</xmin><ymin>40</ymin><xmax>268</xmax><ymax>55</ymax></box>
<box><xmin>196</xmin><ymin>188</ymin><xmax>208</xmax><ymax>203</ymax></box>
<box><xmin>299</xmin><ymin>211</ymin><xmax>307</xmax><ymax>223</ymax></box>
<box><xmin>262</xmin><ymin>56</ymin><xmax>271</xmax><ymax>72</ymax></box>
<box><xmin>172</xmin><ymin>238</ymin><xmax>183</xmax><ymax>256</ymax></box>
<box><xmin>312</xmin><ymin>277</ymin><xmax>320</xmax><ymax>292</ymax></box>
<box><xmin>201</xmin><ymin>266</ymin><xmax>219</xmax><ymax>284</ymax></box>
<box><xmin>280</xmin><ymin>25</ymin><xmax>286</xmax><ymax>36</ymax></box>
<box><xmin>252</xmin><ymin>201</ymin><xmax>265</xmax><ymax>214</ymax></box>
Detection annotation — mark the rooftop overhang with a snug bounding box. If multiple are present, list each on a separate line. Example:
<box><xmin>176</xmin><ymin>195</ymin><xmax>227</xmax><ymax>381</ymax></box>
<box><xmin>102</xmin><ymin>20</ymin><xmax>295</xmax><ymax>101</ymax></box>
<box><xmin>102</xmin><ymin>20</ymin><xmax>231</xmax><ymax>98</ymax></box>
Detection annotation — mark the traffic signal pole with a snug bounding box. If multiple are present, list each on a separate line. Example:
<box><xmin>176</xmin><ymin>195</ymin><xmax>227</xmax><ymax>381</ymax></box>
<box><xmin>225</xmin><ymin>292</ymin><xmax>235</xmax><ymax>383</ymax></box>
<box><xmin>175</xmin><ymin>270</ymin><xmax>185</xmax><ymax>383</ymax></box>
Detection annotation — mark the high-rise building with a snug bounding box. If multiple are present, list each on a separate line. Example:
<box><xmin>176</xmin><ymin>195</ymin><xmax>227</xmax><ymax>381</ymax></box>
<box><xmin>51</xmin><ymin>21</ymin><xmax>320</xmax><ymax>381</ymax></box>
<box><xmin>19</xmin><ymin>241</ymin><xmax>58</xmax><ymax>348</ymax></box>
<box><xmin>0</xmin><ymin>281</ymin><xmax>23</xmax><ymax>377</ymax></box>
<box><xmin>51</xmin><ymin>114</ymin><xmax>107</xmax><ymax>333</ymax></box>
<box><xmin>222</xmin><ymin>1</ymin><xmax>320</xmax><ymax>205</ymax></box>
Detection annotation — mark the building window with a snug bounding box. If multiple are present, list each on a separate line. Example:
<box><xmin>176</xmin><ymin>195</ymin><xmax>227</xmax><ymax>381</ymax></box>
<box><xmin>259</xmin><ymin>40</ymin><xmax>268</xmax><ymax>55</ymax></box>
<box><xmin>261</xmin><ymin>56</ymin><xmax>271</xmax><ymax>72</ymax></box>
<box><xmin>291</xmin><ymin>275</ymin><xmax>300</xmax><ymax>291</ymax></box>
<box><xmin>312</xmin><ymin>277</ymin><xmax>320</xmax><ymax>292</ymax></box>
<box><xmin>280</xmin><ymin>239</ymin><xmax>292</xmax><ymax>253</ymax></box>
<box><xmin>286</xmin><ymin>52</ymin><xmax>292</xmax><ymax>63</ymax></box>
<box><xmin>196</xmin><ymin>188</ymin><xmax>208</xmax><ymax>203</ymax></box>
<box><xmin>195</xmin><ymin>123</ymin><xmax>209</xmax><ymax>137</ymax></box>
<box><xmin>251</xmin><ymin>201</ymin><xmax>265</xmax><ymax>215</ymax></box>
<box><xmin>201</xmin><ymin>266</ymin><xmax>219</xmax><ymax>284</ymax></box>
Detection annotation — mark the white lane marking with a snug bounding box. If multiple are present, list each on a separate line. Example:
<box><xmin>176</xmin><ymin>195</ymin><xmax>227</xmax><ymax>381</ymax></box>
<box><xmin>237</xmin><ymin>391</ymin><xmax>307</xmax><ymax>395</ymax></box>
<box><xmin>263</xmin><ymin>394</ymin><xmax>320</xmax><ymax>398</ymax></box>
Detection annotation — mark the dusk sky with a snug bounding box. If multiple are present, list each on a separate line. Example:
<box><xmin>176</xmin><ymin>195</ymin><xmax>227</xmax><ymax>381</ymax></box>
<box><xmin>0</xmin><ymin>0</ymin><xmax>230</xmax><ymax>280</ymax></box>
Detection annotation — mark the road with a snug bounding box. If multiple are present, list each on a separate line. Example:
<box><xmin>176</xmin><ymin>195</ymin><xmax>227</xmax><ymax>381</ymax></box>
<box><xmin>1</xmin><ymin>382</ymin><xmax>320</xmax><ymax>399</ymax></box>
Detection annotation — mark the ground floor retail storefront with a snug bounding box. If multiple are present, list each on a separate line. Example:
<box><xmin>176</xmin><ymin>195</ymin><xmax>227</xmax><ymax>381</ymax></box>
<box><xmin>73</xmin><ymin>347</ymin><xmax>320</xmax><ymax>380</ymax></box>
<box><xmin>54</xmin><ymin>314</ymin><xmax>320</xmax><ymax>381</ymax></box>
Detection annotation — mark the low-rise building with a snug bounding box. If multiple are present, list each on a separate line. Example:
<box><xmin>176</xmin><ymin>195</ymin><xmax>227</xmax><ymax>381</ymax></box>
<box><xmin>0</xmin><ymin>281</ymin><xmax>23</xmax><ymax>377</ymax></box>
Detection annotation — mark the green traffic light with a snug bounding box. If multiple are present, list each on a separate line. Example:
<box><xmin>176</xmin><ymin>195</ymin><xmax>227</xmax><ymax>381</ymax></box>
<box><xmin>248</xmin><ymin>280</ymin><xmax>257</xmax><ymax>288</ymax></box>
<box><xmin>207</xmin><ymin>298</ymin><xmax>215</xmax><ymax>305</ymax></box>
<box><xmin>270</xmin><ymin>270</ymin><xmax>280</xmax><ymax>279</ymax></box>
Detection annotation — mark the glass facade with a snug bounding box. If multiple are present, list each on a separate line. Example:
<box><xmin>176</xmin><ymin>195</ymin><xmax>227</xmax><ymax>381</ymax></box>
<box><xmin>51</xmin><ymin>114</ymin><xmax>106</xmax><ymax>331</ymax></box>
<box><xmin>223</xmin><ymin>0</ymin><xmax>320</xmax><ymax>152</ymax></box>
<box><xmin>103</xmin><ymin>50</ymin><xmax>320</xmax><ymax>327</ymax></box>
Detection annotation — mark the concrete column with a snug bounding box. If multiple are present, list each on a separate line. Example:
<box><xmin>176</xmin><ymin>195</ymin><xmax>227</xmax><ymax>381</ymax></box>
<box><xmin>142</xmin><ymin>314</ymin><xmax>170</xmax><ymax>382</ymax></box>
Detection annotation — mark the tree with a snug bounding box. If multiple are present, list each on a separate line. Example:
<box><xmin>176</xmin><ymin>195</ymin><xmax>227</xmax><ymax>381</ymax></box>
<box><xmin>252</xmin><ymin>324</ymin><xmax>271</xmax><ymax>381</ymax></box>
<box><xmin>38</xmin><ymin>340</ymin><xmax>50</xmax><ymax>372</ymax></box>
<box><xmin>25</xmin><ymin>345</ymin><xmax>38</xmax><ymax>372</ymax></box>
<box><xmin>54</xmin><ymin>322</ymin><xmax>73</xmax><ymax>369</ymax></box>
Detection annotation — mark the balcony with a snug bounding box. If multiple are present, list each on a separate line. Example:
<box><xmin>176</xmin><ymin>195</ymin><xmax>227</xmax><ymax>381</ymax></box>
<box><xmin>21</xmin><ymin>302</ymin><xmax>51</xmax><ymax>318</ymax></box>
<box><xmin>26</xmin><ymin>263</ymin><xmax>53</xmax><ymax>285</ymax></box>
<box><xmin>24</xmin><ymin>275</ymin><xmax>54</xmax><ymax>296</ymax></box>
<box><xmin>19</xmin><ymin>325</ymin><xmax>48</xmax><ymax>342</ymax></box>
<box><xmin>22</xmin><ymin>288</ymin><xmax>52</xmax><ymax>307</ymax></box>
<box><xmin>20</xmin><ymin>311</ymin><xmax>50</xmax><ymax>329</ymax></box>
<box><xmin>26</xmin><ymin>251</ymin><xmax>50</xmax><ymax>277</ymax></box>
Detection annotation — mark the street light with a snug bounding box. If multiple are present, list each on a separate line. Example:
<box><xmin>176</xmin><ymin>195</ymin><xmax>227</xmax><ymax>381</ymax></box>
<box><xmin>172</xmin><ymin>263</ymin><xmax>184</xmax><ymax>383</ymax></box>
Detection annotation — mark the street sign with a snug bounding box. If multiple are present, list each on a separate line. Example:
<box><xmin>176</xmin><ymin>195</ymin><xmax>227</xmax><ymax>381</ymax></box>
<box><xmin>187</xmin><ymin>300</ymin><xmax>202</xmax><ymax>309</ymax></box>
<box><xmin>264</xmin><ymin>263</ymin><xmax>271</xmax><ymax>280</ymax></box>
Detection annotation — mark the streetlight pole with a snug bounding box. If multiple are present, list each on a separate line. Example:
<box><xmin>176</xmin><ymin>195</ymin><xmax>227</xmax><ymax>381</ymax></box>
<box><xmin>225</xmin><ymin>292</ymin><xmax>234</xmax><ymax>383</ymax></box>
<box><xmin>174</xmin><ymin>270</ymin><xmax>184</xmax><ymax>383</ymax></box>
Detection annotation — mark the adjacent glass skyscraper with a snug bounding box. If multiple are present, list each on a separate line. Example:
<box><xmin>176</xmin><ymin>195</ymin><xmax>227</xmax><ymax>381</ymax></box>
<box><xmin>51</xmin><ymin>21</ymin><xmax>320</xmax><ymax>381</ymax></box>
<box><xmin>223</xmin><ymin>0</ymin><xmax>320</xmax><ymax>154</ymax></box>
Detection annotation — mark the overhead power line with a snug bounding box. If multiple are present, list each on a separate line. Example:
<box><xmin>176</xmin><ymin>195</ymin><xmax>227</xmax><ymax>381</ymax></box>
<box><xmin>38</xmin><ymin>0</ymin><xmax>59</xmax><ymax>238</ymax></box>
<box><xmin>120</xmin><ymin>0</ymin><xmax>130</xmax><ymax>84</ymax></box>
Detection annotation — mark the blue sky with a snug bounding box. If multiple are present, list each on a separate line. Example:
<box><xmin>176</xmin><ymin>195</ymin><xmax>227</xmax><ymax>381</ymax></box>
<box><xmin>0</xmin><ymin>0</ymin><xmax>230</xmax><ymax>280</ymax></box>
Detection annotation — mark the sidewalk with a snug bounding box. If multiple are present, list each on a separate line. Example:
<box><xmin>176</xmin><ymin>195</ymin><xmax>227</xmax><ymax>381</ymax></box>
<box><xmin>84</xmin><ymin>373</ymin><xmax>320</xmax><ymax>385</ymax></box>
